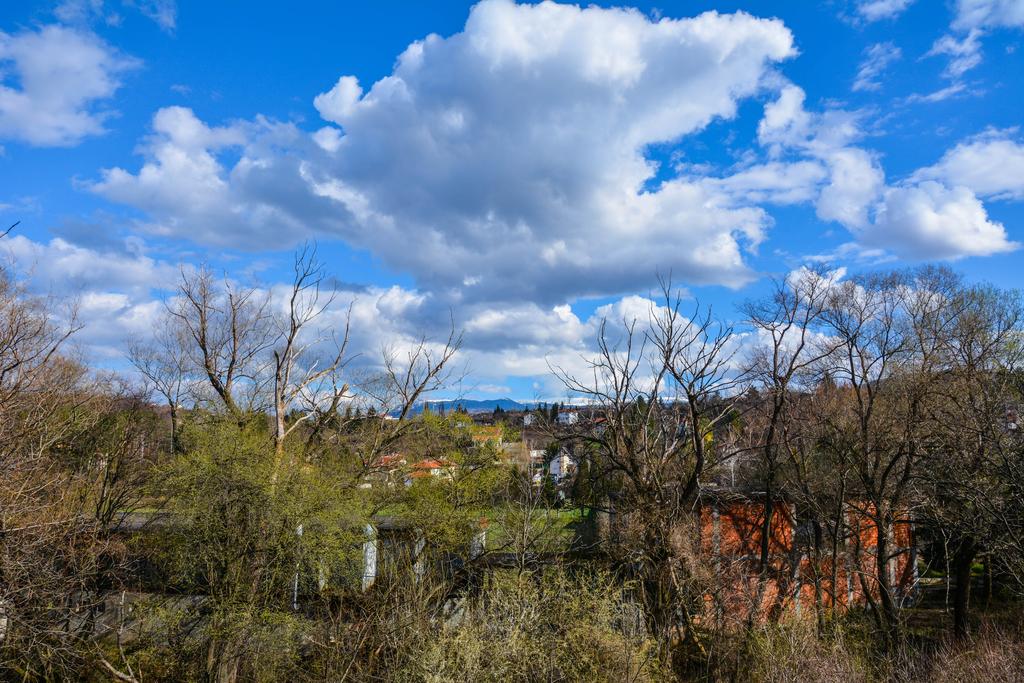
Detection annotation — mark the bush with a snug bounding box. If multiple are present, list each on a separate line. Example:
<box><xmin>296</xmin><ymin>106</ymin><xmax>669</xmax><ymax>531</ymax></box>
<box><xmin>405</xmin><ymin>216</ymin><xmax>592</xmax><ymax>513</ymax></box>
<box><xmin>387</xmin><ymin>569</ymin><xmax>666</xmax><ymax>682</ymax></box>
<box><xmin>892</xmin><ymin>618</ymin><xmax>1024</xmax><ymax>683</ymax></box>
<box><xmin>736</xmin><ymin>620</ymin><xmax>870</xmax><ymax>683</ymax></box>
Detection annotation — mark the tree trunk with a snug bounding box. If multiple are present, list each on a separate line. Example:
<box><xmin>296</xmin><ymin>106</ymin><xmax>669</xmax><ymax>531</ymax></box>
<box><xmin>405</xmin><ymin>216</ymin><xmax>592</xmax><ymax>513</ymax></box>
<box><xmin>813</xmin><ymin>519</ymin><xmax>824</xmax><ymax>632</ymax></box>
<box><xmin>169</xmin><ymin>404</ymin><xmax>183</xmax><ymax>454</ymax></box>
<box><xmin>759</xmin><ymin>486</ymin><xmax>774</xmax><ymax>574</ymax></box>
<box><xmin>982</xmin><ymin>554</ymin><xmax>993</xmax><ymax>609</ymax></box>
<box><xmin>271</xmin><ymin>359</ymin><xmax>286</xmax><ymax>488</ymax></box>
<box><xmin>952</xmin><ymin>536</ymin><xmax>976</xmax><ymax>639</ymax></box>
<box><xmin>206</xmin><ymin>635</ymin><xmax>240</xmax><ymax>683</ymax></box>
<box><xmin>749</xmin><ymin>480</ymin><xmax>775</xmax><ymax>627</ymax></box>
<box><xmin>874</xmin><ymin>513</ymin><xmax>900</xmax><ymax>644</ymax></box>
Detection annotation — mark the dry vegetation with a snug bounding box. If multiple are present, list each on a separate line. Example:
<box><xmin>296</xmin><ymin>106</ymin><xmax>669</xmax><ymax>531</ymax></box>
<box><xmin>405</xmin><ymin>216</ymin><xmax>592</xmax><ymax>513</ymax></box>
<box><xmin>1</xmin><ymin>246</ymin><xmax>1023</xmax><ymax>681</ymax></box>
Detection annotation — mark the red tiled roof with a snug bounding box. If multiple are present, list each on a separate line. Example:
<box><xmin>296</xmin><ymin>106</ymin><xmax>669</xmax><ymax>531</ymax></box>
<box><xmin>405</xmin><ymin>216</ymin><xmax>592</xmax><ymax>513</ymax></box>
<box><xmin>373</xmin><ymin>453</ymin><xmax>406</xmax><ymax>468</ymax></box>
<box><xmin>412</xmin><ymin>458</ymin><xmax>451</xmax><ymax>470</ymax></box>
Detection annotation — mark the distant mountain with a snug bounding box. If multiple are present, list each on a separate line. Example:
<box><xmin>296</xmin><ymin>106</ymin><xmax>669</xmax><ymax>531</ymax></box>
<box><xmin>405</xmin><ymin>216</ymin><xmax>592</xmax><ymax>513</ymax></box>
<box><xmin>403</xmin><ymin>398</ymin><xmax>533</xmax><ymax>415</ymax></box>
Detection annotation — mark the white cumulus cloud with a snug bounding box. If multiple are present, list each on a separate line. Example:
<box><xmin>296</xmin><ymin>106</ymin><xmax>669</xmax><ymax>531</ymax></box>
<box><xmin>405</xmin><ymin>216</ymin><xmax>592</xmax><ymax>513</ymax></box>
<box><xmin>92</xmin><ymin>0</ymin><xmax>796</xmax><ymax>304</ymax></box>
<box><xmin>88</xmin><ymin>106</ymin><xmax>348</xmax><ymax>245</ymax></box>
<box><xmin>860</xmin><ymin>181</ymin><xmax>1017</xmax><ymax>259</ymax></box>
<box><xmin>816</xmin><ymin>148</ymin><xmax>885</xmax><ymax>229</ymax></box>
<box><xmin>755</xmin><ymin>84</ymin><xmax>885</xmax><ymax>230</ymax></box>
<box><xmin>911</xmin><ymin>130</ymin><xmax>1024</xmax><ymax>200</ymax></box>
<box><xmin>2</xmin><ymin>234</ymin><xmax>179</xmax><ymax>295</ymax></box>
<box><xmin>0</xmin><ymin>24</ymin><xmax>137</xmax><ymax>146</ymax></box>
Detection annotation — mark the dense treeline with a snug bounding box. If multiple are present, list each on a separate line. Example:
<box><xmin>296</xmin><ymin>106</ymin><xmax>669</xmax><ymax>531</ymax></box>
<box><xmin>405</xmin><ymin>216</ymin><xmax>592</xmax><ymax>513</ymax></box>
<box><xmin>1</xmin><ymin>249</ymin><xmax>1022</xmax><ymax>681</ymax></box>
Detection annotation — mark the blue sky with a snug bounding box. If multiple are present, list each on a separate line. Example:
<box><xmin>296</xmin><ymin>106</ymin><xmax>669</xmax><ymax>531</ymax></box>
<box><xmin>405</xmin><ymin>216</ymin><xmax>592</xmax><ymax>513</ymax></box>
<box><xmin>2</xmin><ymin>0</ymin><xmax>1023</xmax><ymax>400</ymax></box>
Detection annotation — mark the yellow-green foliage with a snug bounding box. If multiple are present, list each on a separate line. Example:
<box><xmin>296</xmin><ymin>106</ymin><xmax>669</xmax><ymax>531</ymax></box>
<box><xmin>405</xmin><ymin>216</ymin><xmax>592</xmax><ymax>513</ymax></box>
<box><xmin>391</xmin><ymin>444</ymin><xmax>515</xmax><ymax>552</ymax></box>
<box><xmin>499</xmin><ymin>420</ymin><xmax>522</xmax><ymax>443</ymax></box>
<box><xmin>159</xmin><ymin>418</ymin><xmax>365</xmax><ymax>595</ymax></box>
<box><xmin>403</xmin><ymin>569</ymin><xmax>666</xmax><ymax>683</ymax></box>
<box><xmin>127</xmin><ymin>417</ymin><xmax>368</xmax><ymax>681</ymax></box>
<box><xmin>739</xmin><ymin>621</ymin><xmax>871</xmax><ymax>683</ymax></box>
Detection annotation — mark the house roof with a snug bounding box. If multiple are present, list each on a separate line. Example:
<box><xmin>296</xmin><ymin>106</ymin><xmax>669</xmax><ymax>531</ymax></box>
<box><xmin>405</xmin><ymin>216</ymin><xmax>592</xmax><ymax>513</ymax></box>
<box><xmin>412</xmin><ymin>458</ymin><xmax>452</xmax><ymax>470</ymax></box>
<box><xmin>374</xmin><ymin>453</ymin><xmax>406</xmax><ymax>467</ymax></box>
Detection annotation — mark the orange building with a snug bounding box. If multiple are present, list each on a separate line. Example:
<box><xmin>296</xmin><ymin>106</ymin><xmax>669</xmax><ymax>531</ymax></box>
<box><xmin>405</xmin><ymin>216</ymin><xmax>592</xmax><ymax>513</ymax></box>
<box><xmin>696</xmin><ymin>494</ymin><xmax>916</xmax><ymax>624</ymax></box>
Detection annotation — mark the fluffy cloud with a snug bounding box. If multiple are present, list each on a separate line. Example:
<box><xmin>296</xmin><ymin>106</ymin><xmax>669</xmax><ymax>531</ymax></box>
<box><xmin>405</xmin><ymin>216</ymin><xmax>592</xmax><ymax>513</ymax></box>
<box><xmin>1</xmin><ymin>234</ymin><xmax>179</xmax><ymax>295</ymax></box>
<box><xmin>0</xmin><ymin>24</ymin><xmax>137</xmax><ymax>146</ymax></box>
<box><xmin>756</xmin><ymin>84</ymin><xmax>813</xmax><ymax>150</ymax></box>
<box><xmin>753</xmin><ymin>116</ymin><xmax>1024</xmax><ymax>261</ymax></box>
<box><xmin>911</xmin><ymin>130</ymin><xmax>1024</xmax><ymax>200</ymax></box>
<box><xmin>755</xmin><ymin>84</ymin><xmax>884</xmax><ymax>230</ymax></box>
<box><xmin>453</xmin><ymin>293</ymin><xmax>693</xmax><ymax>395</ymax></box>
<box><xmin>757</xmin><ymin>85</ymin><xmax>865</xmax><ymax>155</ymax></box>
<box><xmin>700</xmin><ymin>161</ymin><xmax>828</xmax><ymax>205</ymax></box>
<box><xmin>313</xmin><ymin>75</ymin><xmax>362</xmax><ymax>123</ymax></box>
<box><xmin>0</xmin><ymin>234</ymin><xmax>182</xmax><ymax>359</ymax></box>
<box><xmin>74</xmin><ymin>292</ymin><xmax>165</xmax><ymax>359</ymax></box>
<box><xmin>93</xmin><ymin>0</ymin><xmax>795</xmax><ymax>304</ymax></box>
<box><xmin>89</xmin><ymin>106</ymin><xmax>348</xmax><ymax>245</ymax></box>
<box><xmin>463</xmin><ymin>303</ymin><xmax>589</xmax><ymax>349</ymax></box>
<box><xmin>860</xmin><ymin>181</ymin><xmax>1017</xmax><ymax>259</ymax></box>
<box><xmin>751</xmin><ymin>85</ymin><xmax>1018</xmax><ymax>261</ymax></box>
<box><xmin>816</xmin><ymin>148</ymin><xmax>885</xmax><ymax>228</ymax></box>
<box><xmin>852</xmin><ymin>42</ymin><xmax>901</xmax><ymax>92</ymax></box>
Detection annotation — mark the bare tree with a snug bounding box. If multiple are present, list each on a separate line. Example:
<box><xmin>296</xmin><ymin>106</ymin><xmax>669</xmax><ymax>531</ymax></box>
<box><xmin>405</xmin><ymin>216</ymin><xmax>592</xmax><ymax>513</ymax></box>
<box><xmin>0</xmin><ymin>267</ymin><xmax>135</xmax><ymax>679</ymax></box>
<box><xmin>168</xmin><ymin>266</ymin><xmax>273</xmax><ymax>419</ymax></box>
<box><xmin>355</xmin><ymin>324</ymin><xmax>464</xmax><ymax>467</ymax></box>
<box><xmin>0</xmin><ymin>275</ymin><xmax>79</xmax><ymax>439</ymax></box>
<box><xmin>651</xmin><ymin>279</ymin><xmax>746</xmax><ymax>503</ymax></box>
<box><xmin>816</xmin><ymin>268</ymin><xmax>954</xmax><ymax>643</ymax></box>
<box><xmin>742</xmin><ymin>268</ymin><xmax>838</xmax><ymax>624</ymax></box>
<box><xmin>552</xmin><ymin>282</ymin><xmax>741</xmax><ymax>660</ymax></box>
<box><xmin>128</xmin><ymin>316</ymin><xmax>190</xmax><ymax>453</ymax></box>
<box><xmin>918</xmin><ymin>281</ymin><xmax>1024</xmax><ymax>637</ymax></box>
<box><xmin>269</xmin><ymin>245</ymin><xmax>352</xmax><ymax>484</ymax></box>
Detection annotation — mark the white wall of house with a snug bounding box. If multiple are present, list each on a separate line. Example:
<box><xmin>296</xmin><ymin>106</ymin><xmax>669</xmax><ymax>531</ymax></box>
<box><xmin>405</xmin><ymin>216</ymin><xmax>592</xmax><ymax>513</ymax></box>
<box><xmin>550</xmin><ymin>450</ymin><xmax>572</xmax><ymax>481</ymax></box>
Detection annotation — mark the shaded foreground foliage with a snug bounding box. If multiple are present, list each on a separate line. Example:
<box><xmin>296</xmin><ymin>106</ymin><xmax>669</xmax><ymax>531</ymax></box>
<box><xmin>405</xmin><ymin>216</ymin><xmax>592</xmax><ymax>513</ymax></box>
<box><xmin>1</xmin><ymin>252</ymin><xmax>1024</xmax><ymax>681</ymax></box>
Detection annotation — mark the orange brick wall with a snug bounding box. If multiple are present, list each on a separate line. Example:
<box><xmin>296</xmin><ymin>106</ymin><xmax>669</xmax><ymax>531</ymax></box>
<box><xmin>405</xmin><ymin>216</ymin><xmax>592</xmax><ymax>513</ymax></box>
<box><xmin>695</xmin><ymin>499</ymin><xmax>915</xmax><ymax>623</ymax></box>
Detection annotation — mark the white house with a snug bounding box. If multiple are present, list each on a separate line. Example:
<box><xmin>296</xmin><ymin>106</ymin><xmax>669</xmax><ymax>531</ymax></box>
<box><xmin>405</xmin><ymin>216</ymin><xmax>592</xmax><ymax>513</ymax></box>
<box><xmin>557</xmin><ymin>410</ymin><xmax>578</xmax><ymax>425</ymax></box>
<box><xmin>529</xmin><ymin>446</ymin><xmax>574</xmax><ymax>484</ymax></box>
<box><xmin>549</xmin><ymin>448</ymin><xmax>574</xmax><ymax>481</ymax></box>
